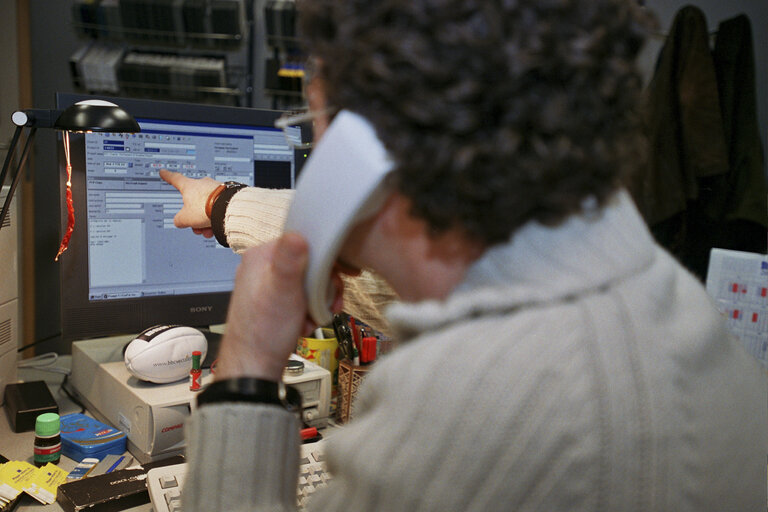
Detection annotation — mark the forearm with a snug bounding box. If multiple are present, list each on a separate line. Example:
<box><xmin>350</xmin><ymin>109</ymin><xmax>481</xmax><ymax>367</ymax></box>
<box><xmin>183</xmin><ymin>403</ymin><xmax>301</xmax><ymax>512</ymax></box>
<box><xmin>223</xmin><ymin>188</ymin><xmax>295</xmax><ymax>254</ymax></box>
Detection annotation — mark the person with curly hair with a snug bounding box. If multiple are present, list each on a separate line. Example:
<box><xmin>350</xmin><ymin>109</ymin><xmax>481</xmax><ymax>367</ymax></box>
<box><xmin>168</xmin><ymin>0</ymin><xmax>766</xmax><ymax>510</ymax></box>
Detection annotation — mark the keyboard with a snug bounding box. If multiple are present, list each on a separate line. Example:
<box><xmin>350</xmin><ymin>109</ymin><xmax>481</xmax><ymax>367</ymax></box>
<box><xmin>147</xmin><ymin>462</ymin><xmax>187</xmax><ymax>512</ymax></box>
<box><xmin>146</xmin><ymin>441</ymin><xmax>330</xmax><ymax>511</ymax></box>
<box><xmin>297</xmin><ymin>441</ymin><xmax>332</xmax><ymax>509</ymax></box>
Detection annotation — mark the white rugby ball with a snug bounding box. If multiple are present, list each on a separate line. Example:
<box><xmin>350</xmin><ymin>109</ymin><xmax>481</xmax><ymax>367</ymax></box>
<box><xmin>124</xmin><ymin>325</ymin><xmax>208</xmax><ymax>384</ymax></box>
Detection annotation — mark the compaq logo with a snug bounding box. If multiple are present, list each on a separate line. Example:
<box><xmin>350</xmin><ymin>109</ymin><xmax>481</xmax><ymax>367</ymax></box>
<box><xmin>161</xmin><ymin>423</ymin><xmax>183</xmax><ymax>433</ymax></box>
<box><xmin>190</xmin><ymin>306</ymin><xmax>213</xmax><ymax>313</ymax></box>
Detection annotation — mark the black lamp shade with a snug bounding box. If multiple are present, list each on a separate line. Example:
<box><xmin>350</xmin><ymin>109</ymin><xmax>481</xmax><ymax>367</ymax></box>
<box><xmin>54</xmin><ymin>100</ymin><xmax>140</xmax><ymax>133</ymax></box>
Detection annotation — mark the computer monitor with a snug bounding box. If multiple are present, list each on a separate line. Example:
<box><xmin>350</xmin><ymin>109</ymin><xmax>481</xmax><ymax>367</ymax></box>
<box><xmin>55</xmin><ymin>93</ymin><xmax>306</xmax><ymax>342</ymax></box>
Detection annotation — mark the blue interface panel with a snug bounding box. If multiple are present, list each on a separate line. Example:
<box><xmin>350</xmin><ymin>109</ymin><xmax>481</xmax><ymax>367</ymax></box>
<box><xmin>83</xmin><ymin>119</ymin><xmax>299</xmax><ymax>301</ymax></box>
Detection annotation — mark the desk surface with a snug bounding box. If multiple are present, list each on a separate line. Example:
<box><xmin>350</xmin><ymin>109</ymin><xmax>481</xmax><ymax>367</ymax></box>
<box><xmin>1</xmin><ymin>357</ymin><xmax>152</xmax><ymax>512</ymax></box>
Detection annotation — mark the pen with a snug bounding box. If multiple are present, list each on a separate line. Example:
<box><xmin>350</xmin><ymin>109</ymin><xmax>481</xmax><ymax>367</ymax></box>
<box><xmin>105</xmin><ymin>455</ymin><xmax>126</xmax><ymax>473</ymax></box>
<box><xmin>332</xmin><ymin>314</ymin><xmax>355</xmax><ymax>361</ymax></box>
<box><xmin>331</xmin><ymin>315</ymin><xmax>348</xmax><ymax>360</ymax></box>
<box><xmin>349</xmin><ymin>317</ymin><xmax>361</xmax><ymax>351</ymax></box>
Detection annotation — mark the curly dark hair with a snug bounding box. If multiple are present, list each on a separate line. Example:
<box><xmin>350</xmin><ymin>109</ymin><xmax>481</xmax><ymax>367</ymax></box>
<box><xmin>299</xmin><ymin>0</ymin><xmax>653</xmax><ymax>245</ymax></box>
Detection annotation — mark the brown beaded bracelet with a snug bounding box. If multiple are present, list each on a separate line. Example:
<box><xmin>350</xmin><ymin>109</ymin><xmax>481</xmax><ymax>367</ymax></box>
<box><xmin>205</xmin><ymin>184</ymin><xmax>226</xmax><ymax>220</ymax></box>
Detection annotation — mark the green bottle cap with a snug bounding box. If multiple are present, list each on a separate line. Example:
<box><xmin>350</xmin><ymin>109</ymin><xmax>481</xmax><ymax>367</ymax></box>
<box><xmin>35</xmin><ymin>413</ymin><xmax>60</xmax><ymax>436</ymax></box>
<box><xmin>192</xmin><ymin>351</ymin><xmax>202</xmax><ymax>371</ymax></box>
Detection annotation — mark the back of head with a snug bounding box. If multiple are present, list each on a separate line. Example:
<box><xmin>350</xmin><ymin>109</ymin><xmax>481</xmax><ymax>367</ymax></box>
<box><xmin>299</xmin><ymin>0</ymin><xmax>653</xmax><ymax>246</ymax></box>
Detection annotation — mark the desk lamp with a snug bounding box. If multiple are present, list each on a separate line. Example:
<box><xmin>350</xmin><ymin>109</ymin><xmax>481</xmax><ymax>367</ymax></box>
<box><xmin>0</xmin><ymin>99</ymin><xmax>140</xmax><ymax>259</ymax></box>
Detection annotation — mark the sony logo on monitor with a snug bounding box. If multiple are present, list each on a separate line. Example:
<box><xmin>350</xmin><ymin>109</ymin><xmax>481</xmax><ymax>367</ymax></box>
<box><xmin>190</xmin><ymin>306</ymin><xmax>214</xmax><ymax>313</ymax></box>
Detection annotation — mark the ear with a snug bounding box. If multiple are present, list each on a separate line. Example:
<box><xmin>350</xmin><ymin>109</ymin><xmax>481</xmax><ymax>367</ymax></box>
<box><xmin>306</xmin><ymin>74</ymin><xmax>330</xmax><ymax>140</ymax></box>
<box><xmin>380</xmin><ymin>193</ymin><xmax>485</xmax><ymax>262</ymax></box>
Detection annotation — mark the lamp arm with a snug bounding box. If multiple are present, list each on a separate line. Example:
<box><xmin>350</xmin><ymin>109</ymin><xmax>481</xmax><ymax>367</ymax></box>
<box><xmin>12</xmin><ymin>109</ymin><xmax>63</xmax><ymax>129</ymax></box>
<box><xmin>0</xmin><ymin>126</ymin><xmax>37</xmax><ymax>232</ymax></box>
<box><xmin>0</xmin><ymin>108</ymin><xmax>61</xmax><ymax>228</ymax></box>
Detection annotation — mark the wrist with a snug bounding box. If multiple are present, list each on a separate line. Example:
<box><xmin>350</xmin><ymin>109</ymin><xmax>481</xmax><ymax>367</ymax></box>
<box><xmin>215</xmin><ymin>351</ymin><xmax>287</xmax><ymax>382</ymax></box>
<box><xmin>215</xmin><ymin>332</ymin><xmax>288</xmax><ymax>382</ymax></box>
<box><xmin>196</xmin><ymin>377</ymin><xmax>302</xmax><ymax>412</ymax></box>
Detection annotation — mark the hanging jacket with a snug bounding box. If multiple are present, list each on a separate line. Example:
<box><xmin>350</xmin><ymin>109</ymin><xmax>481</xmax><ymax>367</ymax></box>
<box><xmin>629</xmin><ymin>5</ymin><xmax>729</xmax><ymax>227</ymax></box>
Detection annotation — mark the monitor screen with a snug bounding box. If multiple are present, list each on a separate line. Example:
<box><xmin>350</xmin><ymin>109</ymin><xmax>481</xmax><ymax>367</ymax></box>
<box><xmin>56</xmin><ymin>93</ymin><xmax>306</xmax><ymax>342</ymax></box>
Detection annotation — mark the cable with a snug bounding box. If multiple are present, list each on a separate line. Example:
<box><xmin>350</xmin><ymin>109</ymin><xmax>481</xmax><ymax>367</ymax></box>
<box><xmin>17</xmin><ymin>351</ymin><xmax>71</xmax><ymax>376</ymax></box>
<box><xmin>16</xmin><ymin>352</ymin><xmax>85</xmax><ymax>413</ymax></box>
<box><xmin>16</xmin><ymin>332</ymin><xmax>64</xmax><ymax>353</ymax></box>
<box><xmin>17</xmin><ymin>351</ymin><xmax>58</xmax><ymax>367</ymax></box>
<box><xmin>59</xmin><ymin>373</ymin><xmax>86</xmax><ymax>414</ymax></box>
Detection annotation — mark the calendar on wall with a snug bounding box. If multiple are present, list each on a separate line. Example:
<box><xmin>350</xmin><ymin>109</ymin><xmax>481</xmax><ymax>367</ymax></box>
<box><xmin>706</xmin><ymin>248</ymin><xmax>768</xmax><ymax>365</ymax></box>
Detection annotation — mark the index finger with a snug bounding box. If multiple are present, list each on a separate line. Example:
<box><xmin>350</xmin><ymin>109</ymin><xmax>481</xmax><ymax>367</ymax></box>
<box><xmin>159</xmin><ymin>169</ymin><xmax>184</xmax><ymax>190</ymax></box>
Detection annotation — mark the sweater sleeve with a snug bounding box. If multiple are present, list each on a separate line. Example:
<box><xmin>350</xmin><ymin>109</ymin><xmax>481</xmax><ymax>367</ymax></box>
<box><xmin>224</xmin><ymin>187</ymin><xmax>295</xmax><ymax>254</ymax></box>
<box><xmin>183</xmin><ymin>403</ymin><xmax>301</xmax><ymax>512</ymax></box>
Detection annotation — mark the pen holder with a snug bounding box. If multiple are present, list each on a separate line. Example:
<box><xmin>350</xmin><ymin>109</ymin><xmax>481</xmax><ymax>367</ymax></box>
<box><xmin>297</xmin><ymin>328</ymin><xmax>339</xmax><ymax>389</ymax></box>
<box><xmin>337</xmin><ymin>359</ymin><xmax>370</xmax><ymax>424</ymax></box>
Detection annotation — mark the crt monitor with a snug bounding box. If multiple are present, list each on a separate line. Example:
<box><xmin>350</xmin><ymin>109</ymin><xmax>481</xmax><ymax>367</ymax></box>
<box><xmin>55</xmin><ymin>93</ymin><xmax>306</xmax><ymax>342</ymax></box>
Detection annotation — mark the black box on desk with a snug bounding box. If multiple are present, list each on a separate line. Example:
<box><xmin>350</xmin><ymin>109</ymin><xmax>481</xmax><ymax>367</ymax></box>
<box><xmin>56</xmin><ymin>455</ymin><xmax>185</xmax><ymax>512</ymax></box>
<box><xmin>3</xmin><ymin>380</ymin><xmax>59</xmax><ymax>432</ymax></box>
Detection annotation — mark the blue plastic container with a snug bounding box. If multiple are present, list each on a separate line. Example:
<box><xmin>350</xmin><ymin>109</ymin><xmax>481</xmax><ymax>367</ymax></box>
<box><xmin>60</xmin><ymin>413</ymin><xmax>127</xmax><ymax>462</ymax></box>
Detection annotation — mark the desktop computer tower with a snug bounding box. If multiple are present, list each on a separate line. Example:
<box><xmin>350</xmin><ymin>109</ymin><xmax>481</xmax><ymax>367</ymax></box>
<box><xmin>71</xmin><ymin>336</ymin><xmax>331</xmax><ymax>463</ymax></box>
<box><xmin>0</xmin><ymin>185</ymin><xmax>20</xmax><ymax>405</ymax></box>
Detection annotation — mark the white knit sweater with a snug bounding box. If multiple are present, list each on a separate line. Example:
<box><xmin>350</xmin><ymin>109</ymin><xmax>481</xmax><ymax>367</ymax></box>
<box><xmin>184</xmin><ymin>190</ymin><xmax>767</xmax><ymax>511</ymax></box>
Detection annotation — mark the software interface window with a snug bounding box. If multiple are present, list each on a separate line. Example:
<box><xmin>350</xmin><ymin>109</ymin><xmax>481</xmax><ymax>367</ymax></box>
<box><xmin>83</xmin><ymin>119</ymin><xmax>298</xmax><ymax>301</ymax></box>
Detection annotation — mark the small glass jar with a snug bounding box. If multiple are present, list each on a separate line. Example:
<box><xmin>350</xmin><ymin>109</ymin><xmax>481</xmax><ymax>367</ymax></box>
<box><xmin>34</xmin><ymin>413</ymin><xmax>61</xmax><ymax>467</ymax></box>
